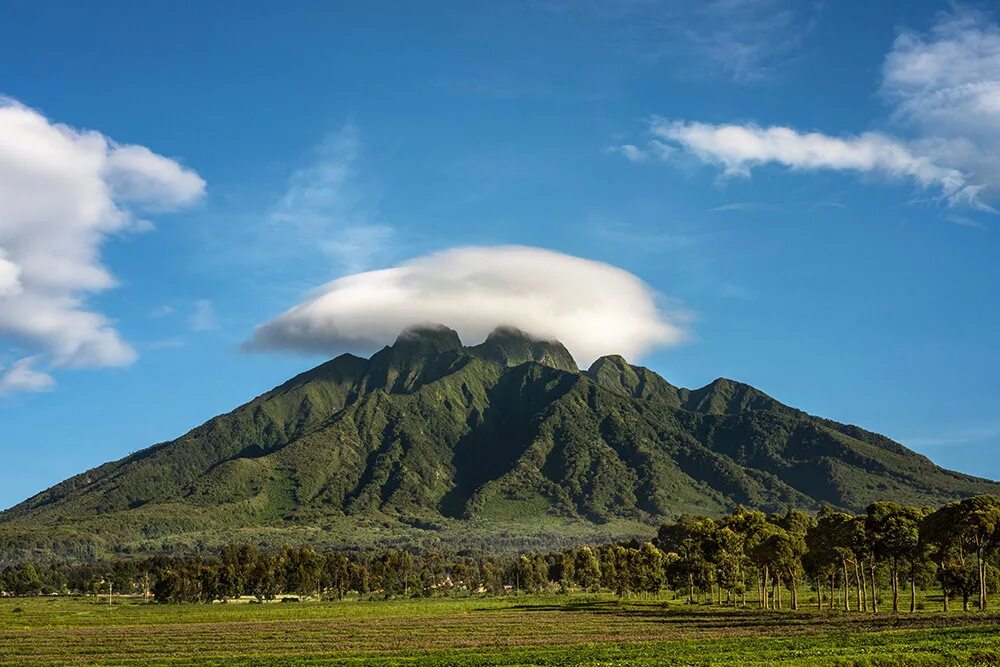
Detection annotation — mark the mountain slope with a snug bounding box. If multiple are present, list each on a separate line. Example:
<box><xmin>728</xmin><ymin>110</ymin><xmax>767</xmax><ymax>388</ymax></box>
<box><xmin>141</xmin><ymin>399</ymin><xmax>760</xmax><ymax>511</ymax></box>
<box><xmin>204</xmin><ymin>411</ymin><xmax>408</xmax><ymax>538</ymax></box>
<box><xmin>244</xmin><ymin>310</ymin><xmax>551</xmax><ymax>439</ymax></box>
<box><xmin>3</xmin><ymin>325</ymin><xmax>998</xmax><ymax>559</ymax></box>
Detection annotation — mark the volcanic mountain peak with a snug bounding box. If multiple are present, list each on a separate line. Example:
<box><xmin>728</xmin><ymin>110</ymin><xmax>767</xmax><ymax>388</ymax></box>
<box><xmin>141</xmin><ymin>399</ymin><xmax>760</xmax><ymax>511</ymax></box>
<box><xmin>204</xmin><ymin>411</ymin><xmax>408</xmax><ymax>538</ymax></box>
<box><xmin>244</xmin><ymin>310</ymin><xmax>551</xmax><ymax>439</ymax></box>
<box><xmin>393</xmin><ymin>323</ymin><xmax>464</xmax><ymax>352</ymax></box>
<box><xmin>2</xmin><ymin>324</ymin><xmax>998</xmax><ymax>559</ymax></box>
<box><xmin>469</xmin><ymin>325</ymin><xmax>578</xmax><ymax>373</ymax></box>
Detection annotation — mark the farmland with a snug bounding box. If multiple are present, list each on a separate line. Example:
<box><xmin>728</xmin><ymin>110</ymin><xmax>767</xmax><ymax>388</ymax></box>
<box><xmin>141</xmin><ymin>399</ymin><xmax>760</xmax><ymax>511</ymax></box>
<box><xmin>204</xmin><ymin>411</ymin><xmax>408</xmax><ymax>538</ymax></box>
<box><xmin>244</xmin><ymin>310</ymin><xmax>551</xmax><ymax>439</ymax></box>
<box><xmin>3</xmin><ymin>594</ymin><xmax>1000</xmax><ymax>666</ymax></box>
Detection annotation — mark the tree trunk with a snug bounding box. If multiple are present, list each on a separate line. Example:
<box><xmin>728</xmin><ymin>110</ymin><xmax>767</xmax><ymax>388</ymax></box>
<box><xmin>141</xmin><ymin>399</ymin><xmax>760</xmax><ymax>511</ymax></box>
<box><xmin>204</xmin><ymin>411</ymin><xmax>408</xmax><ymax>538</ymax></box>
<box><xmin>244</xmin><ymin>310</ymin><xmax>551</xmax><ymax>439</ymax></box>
<box><xmin>870</xmin><ymin>562</ymin><xmax>879</xmax><ymax>614</ymax></box>
<box><xmin>762</xmin><ymin>566</ymin><xmax>769</xmax><ymax>610</ymax></box>
<box><xmin>854</xmin><ymin>563</ymin><xmax>863</xmax><ymax>612</ymax></box>
<box><xmin>817</xmin><ymin>577</ymin><xmax>823</xmax><ymax>611</ymax></box>
<box><xmin>688</xmin><ymin>573</ymin><xmax>694</xmax><ymax>605</ymax></box>
<box><xmin>843</xmin><ymin>561</ymin><xmax>850</xmax><ymax>611</ymax></box>
<box><xmin>860</xmin><ymin>566</ymin><xmax>868</xmax><ymax>613</ymax></box>
<box><xmin>910</xmin><ymin>562</ymin><xmax>916</xmax><ymax>614</ymax></box>
<box><xmin>892</xmin><ymin>567</ymin><xmax>899</xmax><ymax>614</ymax></box>
<box><xmin>979</xmin><ymin>553</ymin><xmax>987</xmax><ymax>611</ymax></box>
<box><xmin>791</xmin><ymin>576</ymin><xmax>798</xmax><ymax>610</ymax></box>
<box><xmin>776</xmin><ymin>575</ymin><xmax>782</xmax><ymax>610</ymax></box>
<box><xmin>830</xmin><ymin>574</ymin><xmax>835</xmax><ymax>612</ymax></box>
<box><xmin>963</xmin><ymin>592</ymin><xmax>969</xmax><ymax>612</ymax></box>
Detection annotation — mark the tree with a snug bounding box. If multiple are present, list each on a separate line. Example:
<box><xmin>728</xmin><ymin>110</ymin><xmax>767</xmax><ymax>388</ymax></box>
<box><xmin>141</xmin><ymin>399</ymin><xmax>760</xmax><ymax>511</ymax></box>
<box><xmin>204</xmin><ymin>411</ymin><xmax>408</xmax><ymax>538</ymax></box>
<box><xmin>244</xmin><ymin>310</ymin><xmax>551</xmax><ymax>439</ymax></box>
<box><xmin>324</xmin><ymin>553</ymin><xmax>351</xmax><ymax>600</ymax></box>
<box><xmin>706</xmin><ymin>526</ymin><xmax>744</xmax><ymax>605</ymax></box>
<box><xmin>658</xmin><ymin>515</ymin><xmax>716</xmax><ymax>604</ymax></box>
<box><xmin>633</xmin><ymin>542</ymin><xmax>665</xmax><ymax>596</ymax></box>
<box><xmin>867</xmin><ymin>503</ymin><xmax>925</xmax><ymax>613</ymax></box>
<box><xmin>725</xmin><ymin>507</ymin><xmax>769</xmax><ymax>607</ymax></box>
<box><xmin>573</xmin><ymin>547</ymin><xmax>601</xmax><ymax>591</ymax></box>
<box><xmin>922</xmin><ymin>496</ymin><xmax>1000</xmax><ymax>611</ymax></box>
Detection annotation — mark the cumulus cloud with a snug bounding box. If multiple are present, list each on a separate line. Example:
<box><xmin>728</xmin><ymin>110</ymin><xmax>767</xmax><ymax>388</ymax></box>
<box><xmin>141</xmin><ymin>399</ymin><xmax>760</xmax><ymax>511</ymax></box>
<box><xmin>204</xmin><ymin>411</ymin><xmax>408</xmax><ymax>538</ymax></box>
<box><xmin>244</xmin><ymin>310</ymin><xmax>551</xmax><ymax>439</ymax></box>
<box><xmin>0</xmin><ymin>99</ymin><xmax>204</xmax><ymax>392</ymax></box>
<box><xmin>882</xmin><ymin>9</ymin><xmax>1000</xmax><ymax>198</ymax></box>
<box><xmin>0</xmin><ymin>357</ymin><xmax>55</xmax><ymax>395</ymax></box>
<box><xmin>247</xmin><ymin>245</ymin><xmax>687</xmax><ymax>366</ymax></box>
<box><xmin>0</xmin><ymin>252</ymin><xmax>21</xmax><ymax>296</ymax></box>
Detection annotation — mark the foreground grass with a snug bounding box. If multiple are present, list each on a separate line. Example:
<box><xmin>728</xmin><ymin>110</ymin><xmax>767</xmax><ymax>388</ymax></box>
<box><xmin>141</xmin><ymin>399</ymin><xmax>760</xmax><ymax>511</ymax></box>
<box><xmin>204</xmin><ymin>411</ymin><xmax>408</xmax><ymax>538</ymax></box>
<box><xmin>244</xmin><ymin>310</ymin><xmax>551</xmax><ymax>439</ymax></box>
<box><xmin>2</xmin><ymin>594</ymin><xmax>1000</xmax><ymax>666</ymax></box>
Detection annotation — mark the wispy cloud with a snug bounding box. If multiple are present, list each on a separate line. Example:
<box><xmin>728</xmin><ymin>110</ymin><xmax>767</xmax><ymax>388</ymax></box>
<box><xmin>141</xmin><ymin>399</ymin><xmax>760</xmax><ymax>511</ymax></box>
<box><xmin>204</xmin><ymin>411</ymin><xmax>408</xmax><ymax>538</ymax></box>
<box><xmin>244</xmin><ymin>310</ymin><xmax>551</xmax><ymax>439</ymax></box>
<box><xmin>144</xmin><ymin>337</ymin><xmax>186</xmax><ymax>351</ymax></box>
<box><xmin>647</xmin><ymin>119</ymin><xmax>986</xmax><ymax>208</ymax></box>
<box><xmin>710</xmin><ymin>201</ymin><xmax>847</xmax><ymax>213</ymax></box>
<box><xmin>0</xmin><ymin>357</ymin><xmax>54</xmax><ymax>395</ymax></box>
<box><xmin>655</xmin><ymin>0</ymin><xmax>821</xmax><ymax>84</ymax></box>
<box><xmin>943</xmin><ymin>214</ymin><xmax>987</xmax><ymax>230</ymax></box>
<box><xmin>607</xmin><ymin>142</ymin><xmax>673</xmax><ymax>163</ymax></box>
<box><xmin>906</xmin><ymin>425</ymin><xmax>1000</xmax><ymax>448</ymax></box>
<box><xmin>267</xmin><ymin>124</ymin><xmax>393</xmax><ymax>274</ymax></box>
<box><xmin>188</xmin><ymin>299</ymin><xmax>218</xmax><ymax>332</ymax></box>
<box><xmin>613</xmin><ymin>9</ymin><xmax>1000</xmax><ymax>215</ymax></box>
<box><xmin>710</xmin><ymin>202</ymin><xmax>778</xmax><ymax>213</ymax></box>
<box><xmin>149</xmin><ymin>304</ymin><xmax>176</xmax><ymax>319</ymax></box>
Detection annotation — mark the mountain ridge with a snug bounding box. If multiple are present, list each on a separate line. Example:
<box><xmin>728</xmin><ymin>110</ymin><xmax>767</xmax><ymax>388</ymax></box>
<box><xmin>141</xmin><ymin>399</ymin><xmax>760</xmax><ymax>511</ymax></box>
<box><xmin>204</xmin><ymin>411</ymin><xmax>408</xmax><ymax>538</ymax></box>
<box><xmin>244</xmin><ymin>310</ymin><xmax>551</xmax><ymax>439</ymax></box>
<box><xmin>3</xmin><ymin>324</ymin><xmax>997</xmax><ymax>559</ymax></box>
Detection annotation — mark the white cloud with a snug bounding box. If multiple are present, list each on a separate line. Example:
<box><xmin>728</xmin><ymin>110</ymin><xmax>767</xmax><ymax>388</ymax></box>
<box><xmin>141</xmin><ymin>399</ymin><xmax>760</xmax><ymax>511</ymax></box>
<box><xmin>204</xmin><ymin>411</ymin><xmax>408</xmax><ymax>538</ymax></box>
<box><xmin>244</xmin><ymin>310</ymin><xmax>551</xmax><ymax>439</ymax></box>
<box><xmin>710</xmin><ymin>201</ymin><xmax>776</xmax><ymax>212</ymax></box>
<box><xmin>0</xmin><ymin>251</ymin><xmax>21</xmax><ymax>296</ymax></box>
<box><xmin>943</xmin><ymin>214</ymin><xmax>987</xmax><ymax>230</ymax></box>
<box><xmin>882</xmin><ymin>9</ymin><xmax>1000</xmax><ymax>198</ymax></box>
<box><xmin>0</xmin><ymin>99</ymin><xmax>204</xmax><ymax>392</ymax></box>
<box><xmin>647</xmin><ymin>119</ymin><xmax>981</xmax><ymax>207</ymax></box>
<box><xmin>607</xmin><ymin>141</ymin><xmax>673</xmax><ymax>163</ymax></box>
<box><xmin>247</xmin><ymin>245</ymin><xmax>688</xmax><ymax>367</ymax></box>
<box><xmin>573</xmin><ymin>0</ymin><xmax>820</xmax><ymax>84</ymax></box>
<box><xmin>657</xmin><ymin>0</ymin><xmax>819</xmax><ymax>84</ymax></box>
<box><xmin>188</xmin><ymin>299</ymin><xmax>218</xmax><ymax>332</ymax></box>
<box><xmin>267</xmin><ymin>124</ymin><xmax>393</xmax><ymax>273</ymax></box>
<box><xmin>149</xmin><ymin>304</ymin><xmax>176</xmax><ymax>318</ymax></box>
<box><xmin>0</xmin><ymin>357</ymin><xmax>55</xmax><ymax>395</ymax></box>
<box><xmin>615</xmin><ymin>10</ymin><xmax>1000</xmax><ymax>213</ymax></box>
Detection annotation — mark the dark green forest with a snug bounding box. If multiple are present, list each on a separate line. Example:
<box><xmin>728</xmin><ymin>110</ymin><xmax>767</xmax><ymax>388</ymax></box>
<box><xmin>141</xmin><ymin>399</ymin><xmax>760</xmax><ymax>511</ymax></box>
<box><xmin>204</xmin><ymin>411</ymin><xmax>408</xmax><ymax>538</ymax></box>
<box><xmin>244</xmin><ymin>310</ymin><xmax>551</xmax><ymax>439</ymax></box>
<box><xmin>5</xmin><ymin>495</ymin><xmax>1000</xmax><ymax>615</ymax></box>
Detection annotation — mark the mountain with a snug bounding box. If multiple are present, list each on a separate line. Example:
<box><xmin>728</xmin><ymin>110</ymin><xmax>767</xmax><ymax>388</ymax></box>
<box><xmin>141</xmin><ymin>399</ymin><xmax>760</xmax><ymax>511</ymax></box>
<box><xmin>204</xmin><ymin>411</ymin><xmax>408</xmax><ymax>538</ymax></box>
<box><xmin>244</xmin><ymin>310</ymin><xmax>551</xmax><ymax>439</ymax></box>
<box><xmin>3</xmin><ymin>324</ymin><xmax>998</xmax><ymax>560</ymax></box>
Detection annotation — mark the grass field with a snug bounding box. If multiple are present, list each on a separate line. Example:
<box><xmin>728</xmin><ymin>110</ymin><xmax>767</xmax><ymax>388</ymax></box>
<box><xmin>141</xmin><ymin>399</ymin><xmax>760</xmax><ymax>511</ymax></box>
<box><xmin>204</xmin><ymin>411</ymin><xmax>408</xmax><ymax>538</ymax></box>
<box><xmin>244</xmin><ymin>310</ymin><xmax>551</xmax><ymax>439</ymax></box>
<box><xmin>2</xmin><ymin>594</ymin><xmax>1000</xmax><ymax>666</ymax></box>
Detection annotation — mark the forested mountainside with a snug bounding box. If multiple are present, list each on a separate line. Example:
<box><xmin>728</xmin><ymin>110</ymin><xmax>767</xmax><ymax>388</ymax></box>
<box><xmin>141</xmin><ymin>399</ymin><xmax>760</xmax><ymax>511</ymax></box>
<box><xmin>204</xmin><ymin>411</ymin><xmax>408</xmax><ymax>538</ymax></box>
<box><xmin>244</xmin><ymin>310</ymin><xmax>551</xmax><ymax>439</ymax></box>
<box><xmin>3</xmin><ymin>325</ymin><xmax>997</xmax><ymax>560</ymax></box>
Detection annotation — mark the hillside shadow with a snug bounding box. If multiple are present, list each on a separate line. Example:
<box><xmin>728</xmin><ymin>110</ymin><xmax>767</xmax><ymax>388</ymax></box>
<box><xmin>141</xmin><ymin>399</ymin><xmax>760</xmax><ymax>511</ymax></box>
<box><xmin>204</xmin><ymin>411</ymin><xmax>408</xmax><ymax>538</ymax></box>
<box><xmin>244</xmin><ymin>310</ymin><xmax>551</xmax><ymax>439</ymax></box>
<box><xmin>439</xmin><ymin>367</ymin><xmax>576</xmax><ymax>518</ymax></box>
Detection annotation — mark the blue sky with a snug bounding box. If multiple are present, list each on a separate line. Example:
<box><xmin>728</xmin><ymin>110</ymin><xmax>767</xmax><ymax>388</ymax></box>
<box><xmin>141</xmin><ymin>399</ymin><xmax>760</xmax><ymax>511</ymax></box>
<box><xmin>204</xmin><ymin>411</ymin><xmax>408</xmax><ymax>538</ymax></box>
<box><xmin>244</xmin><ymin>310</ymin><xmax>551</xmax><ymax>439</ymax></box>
<box><xmin>2</xmin><ymin>0</ymin><xmax>1000</xmax><ymax>509</ymax></box>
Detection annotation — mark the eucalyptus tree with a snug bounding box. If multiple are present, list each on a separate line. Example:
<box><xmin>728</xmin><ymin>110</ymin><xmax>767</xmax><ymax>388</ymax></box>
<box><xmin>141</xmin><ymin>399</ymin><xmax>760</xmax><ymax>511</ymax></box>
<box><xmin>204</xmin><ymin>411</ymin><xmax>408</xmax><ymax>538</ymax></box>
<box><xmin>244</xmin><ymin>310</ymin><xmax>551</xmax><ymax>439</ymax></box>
<box><xmin>658</xmin><ymin>515</ymin><xmax>717</xmax><ymax>604</ymax></box>
<box><xmin>635</xmin><ymin>542</ymin><xmax>666</xmax><ymax>596</ymax></box>
<box><xmin>922</xmin><ymin>496</ymin><xmax>1000</xmax><ymax>611</ymax></box>
<box><xmin>706</xmin><ymin>525</ymin><xmax>745</xmax><ymax>605</ymax></box>
<box><xmin>866</xmin><ymin>502</ymin><xmax>926</xmax><ymax>613</ymax></box>
<box><xmin>812</xmin><ymin>510</ymin><xmax>857</xmax><ymax>611</ymax></box>
<box><xmin>572</xmin><ymin>546</ymin><xmax>601</xmax><ymax>591</ymax></box>
<box><xmin>723</xmin><ymin>507</ymin><xmax>768</xmax><ymax>607</ymax></box>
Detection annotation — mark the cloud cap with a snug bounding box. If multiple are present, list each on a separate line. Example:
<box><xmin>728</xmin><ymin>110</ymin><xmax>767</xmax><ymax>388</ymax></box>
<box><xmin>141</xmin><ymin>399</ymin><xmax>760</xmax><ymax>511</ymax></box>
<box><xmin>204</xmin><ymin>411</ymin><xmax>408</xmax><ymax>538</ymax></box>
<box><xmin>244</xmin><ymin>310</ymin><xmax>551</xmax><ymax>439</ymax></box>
<box><xmin>247</xmin><ymin>245</ymin><xmax>688</xmax><ymax>366</ymax></box>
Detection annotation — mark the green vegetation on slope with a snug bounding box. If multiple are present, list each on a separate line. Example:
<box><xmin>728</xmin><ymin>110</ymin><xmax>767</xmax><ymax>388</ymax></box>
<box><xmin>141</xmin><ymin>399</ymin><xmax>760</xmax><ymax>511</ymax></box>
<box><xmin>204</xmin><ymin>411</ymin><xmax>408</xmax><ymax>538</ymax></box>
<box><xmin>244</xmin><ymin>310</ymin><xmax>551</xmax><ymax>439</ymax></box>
<box><xmin>2</xmin><ymin>325</ymin><xmax>998</xmax><ymax>559</ymax></box>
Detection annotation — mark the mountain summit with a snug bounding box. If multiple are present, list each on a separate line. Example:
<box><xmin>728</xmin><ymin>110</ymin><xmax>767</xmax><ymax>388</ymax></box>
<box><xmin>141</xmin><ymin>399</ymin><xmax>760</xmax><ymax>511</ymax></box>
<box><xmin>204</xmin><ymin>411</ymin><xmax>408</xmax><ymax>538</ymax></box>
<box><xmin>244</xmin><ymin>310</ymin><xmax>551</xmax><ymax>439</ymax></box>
<box><xmin>3</xmin><ymin>325</ymin><xmax>998</xmax><ymax>558</ymax></box>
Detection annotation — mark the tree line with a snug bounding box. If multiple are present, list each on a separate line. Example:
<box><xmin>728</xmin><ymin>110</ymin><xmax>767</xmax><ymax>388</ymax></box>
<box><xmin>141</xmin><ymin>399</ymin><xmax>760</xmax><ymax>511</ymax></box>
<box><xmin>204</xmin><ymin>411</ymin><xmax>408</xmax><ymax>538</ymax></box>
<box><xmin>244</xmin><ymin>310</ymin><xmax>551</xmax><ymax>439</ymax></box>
<box><xmin>2</xmin><ymin>495</ymin><xmax>999</xmax><ymax>610</ymax></box>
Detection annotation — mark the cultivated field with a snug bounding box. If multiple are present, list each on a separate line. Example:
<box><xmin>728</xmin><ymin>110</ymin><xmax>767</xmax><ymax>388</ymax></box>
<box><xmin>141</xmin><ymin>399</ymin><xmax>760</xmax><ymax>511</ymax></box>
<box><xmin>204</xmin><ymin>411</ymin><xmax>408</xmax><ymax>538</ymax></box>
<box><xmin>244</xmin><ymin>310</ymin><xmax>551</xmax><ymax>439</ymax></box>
<box><xmin>2</xmin><ymin>594</ymin><xmax>1000</xmax><ymax>666</ymax></box>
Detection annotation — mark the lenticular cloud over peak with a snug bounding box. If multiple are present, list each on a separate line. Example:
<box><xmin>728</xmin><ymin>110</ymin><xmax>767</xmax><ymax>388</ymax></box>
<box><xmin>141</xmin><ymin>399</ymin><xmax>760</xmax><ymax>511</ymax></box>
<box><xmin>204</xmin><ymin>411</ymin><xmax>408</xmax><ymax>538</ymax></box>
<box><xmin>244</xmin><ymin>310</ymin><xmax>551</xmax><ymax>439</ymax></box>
<box><xmin>248</xmin><ymin>245</ymin><xmax>688</xmax><ymax>366</ymax></box>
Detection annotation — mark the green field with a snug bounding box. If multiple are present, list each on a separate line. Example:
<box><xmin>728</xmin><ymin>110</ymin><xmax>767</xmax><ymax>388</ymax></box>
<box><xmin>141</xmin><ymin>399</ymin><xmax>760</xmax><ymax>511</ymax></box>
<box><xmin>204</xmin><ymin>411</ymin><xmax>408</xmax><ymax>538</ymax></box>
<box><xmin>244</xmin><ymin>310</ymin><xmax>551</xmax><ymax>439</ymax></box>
<box><xmin>3</xmin><ymin>594</ymin><xmax>1000</xmax><ymax>666</ymax></box>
